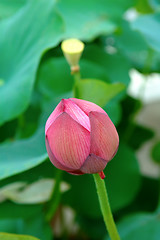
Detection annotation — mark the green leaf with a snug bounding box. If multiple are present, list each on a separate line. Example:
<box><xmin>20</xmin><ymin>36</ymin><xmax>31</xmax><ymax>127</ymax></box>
<box><xmin>75</xmin><ymin>78</ymin><xmax>125</xmax><ymax>107</ymax></box>
<box><xmin>0</xmin><ymin>205</ymin><xmax>52</xmax><ymax>240</ymax></box>
<box><xmin>80</xmin><ymin>59</ymin><xmax>110</xmax><ymax>83</ymax></box>
<box><xmin>135</xmin><ymin>0</ymin><xmax>154</xmax><ymax>13</ymax></box>
<box><xmin>56</xmin><ymin>0</ymin><xmax>116</xmax><ymax>41</ymax></box>
<box><xmin>63</xmin><ymin>143</ymin><xmax>141</xmax><ymax>217</ymax></box>
<box><xmin>19</xmin><ymin>216</ymin><xmax>52</xmax><ymax>240</ymax></box>
<box><xmin>151</xmin><ymin>141</ymin><xmax>160</xmax><ymax>163</ymax></box>
<box><xmin>0</xmin><ymin>215</ymin><xmax>52</xmax><ymax>240</ymax></box>
<box><xmin>37</xmin><ymin>45</ymin><xmax>129</xmax><ymax>108</ymax></box>
<box><xmin>118</xmin><ymin>96</ymin><xmax>142</xmax><ymax>140</ymax></box>
<box><xmin>37</xmin><ymin>58</ymin><xmax>73</xmax><ymax>99</ymax></box>
<box><xmin>82</xmin><ymin>45</ymin><xmax>131</xmax><ymax>86</ymax></box>
<box><xmin>0</xmin><ymin>219</ymin><xmax>20</xmax><ymax>233</ymax></box>
<box><xmin>0</xmin><ymin>203</ymin><xmax>42</xmax><ymax>219</ymax></box>
<box><xmin>56</xmin><ymin>0</ymin><xmax>135</xmax><ymax>38</ymax></box>
<box><xmin>17</xmin><ymin>103</ymin><xmax>42</xmax><ymax>139</ymax></box>
<box><xmin>0</xmin><ymin>0</ymin><xmax>26</xmax><ymax>19</ymax></box>
<box><xmin>110</xmin><ymin>212</ymin><xmax>160</xmax><ymax>240</ymax></box>
<box><xmin>127</xmin><ymin>124</ymin><xmax>154</xmax><ymax>150</ymax></box>
<box><xmin>0</xmin><ymin>0</ymin><xmax>64</xmax><ymax>125</ymax></box>
<box><xmin>150</xmin><ymin>0</ymin><xmax>160</xmax><ymax>10</ymax></box>
<box><xmin>78</xmin><ymin>216</ymin><xmax>106</xmax><ymax>239</ymax></box>
<box><xmin>131</xmin><ymin>176</ymin><xmax>159</xmax><ymax>212</ymax></box>
<box><xmin>106</xmin><ymin>143</ymin><xmax>141</xmax><ymax>212</ymax></box>
<box><xmin>0</xmin><ymin>119</ymin><xmax>18</xmax><ymax>143</ymax></box>
<box><xmin>0</xmin><ymin>161</ymin><xmax>55</xmax><ymax>187</ymax></box>
<box><xmin>114</xmin><ymin>20</ymin><xmax>150</xmax><ymax>70</ymax></box>
<box><xmin>115</xmin><ymin>20</ymin><xmax>160</xmax><ymax>73</ymax></box>
<box><xmin>0</xmin><ymin>233</ymin><xmax>39</xmax><ymax>240</ymax></box>
<box><xmin>132</xmin><ymin>13</ymin><xmax>160</xmax><ymax>52</ymax></box>
<box><xmin>0</xmin><ymin>78</ymin><xmax>4</xmax><ymax>86</ymax></box>
<box><xmin>103</xmin><ymin>101</ymin><xmax>122</xmax><ymax>125</ymax></box>
<box><xmin>0</xmin><ymin>128</ymin><xmax>47</xmax><ymax>180</ymax></box>
<box><xmin>62</xmin><ymin>173</ymin><xmax>100</xmax><ymax>218</ymax></box>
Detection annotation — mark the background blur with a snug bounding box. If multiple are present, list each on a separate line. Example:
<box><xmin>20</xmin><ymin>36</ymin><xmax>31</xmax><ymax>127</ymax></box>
<box><xmin>0</xmin><ymin>0</ymin><xmax>160</xmax><ymax>239</ymax></box>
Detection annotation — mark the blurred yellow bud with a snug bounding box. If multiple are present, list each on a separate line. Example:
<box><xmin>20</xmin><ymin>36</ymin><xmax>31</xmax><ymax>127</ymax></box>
<box><xmin>61</xmin><ymin>38</ymin><xmax>84</xmax><ymax>73</ymax></box>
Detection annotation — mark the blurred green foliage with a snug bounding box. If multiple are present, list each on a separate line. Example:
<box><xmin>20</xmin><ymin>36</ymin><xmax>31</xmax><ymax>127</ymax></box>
<box><xmin>0</xmin><ymin>0</ymin><xmax>160</xmax><ymax>239</ymax></box>
<box><xmin>151</xmin><ymin>141</ymin><xmax>160</xmax><ymax>163</ymax></box>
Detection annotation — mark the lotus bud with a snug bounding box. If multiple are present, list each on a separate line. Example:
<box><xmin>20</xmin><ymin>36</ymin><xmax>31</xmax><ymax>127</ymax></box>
<box><xmin>61</xmin><ymin>39</ymin><xmax>84</xmax><ymax>73</ymax></box>
<box><xmin>45</xmin><ymin>98</ymin><xmax>119</xmax><ymax>178</ymax></box>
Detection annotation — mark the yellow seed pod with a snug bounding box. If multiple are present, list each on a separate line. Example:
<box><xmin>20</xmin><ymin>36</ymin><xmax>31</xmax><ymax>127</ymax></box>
<box><xmin>61</xmin><ymin>38</ymin><xmax>84</xmax><ymax>72</ymax></box>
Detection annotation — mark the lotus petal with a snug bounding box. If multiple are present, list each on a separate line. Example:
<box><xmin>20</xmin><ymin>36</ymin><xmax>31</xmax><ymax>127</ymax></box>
<box><xmin>89</xmin><ymin>111</ymin><xmax>119</xmax><ymax>161</ymax></box>
<box><xmin>46</xmin><ymin>112</ymin><xmax>90</xmax><ymax>169</ymax></box>
<box><xmin>63</xmin><ymin>99</ymin><xmax>90</xmax><ymax>131</ymax></box>
<box><xmin>80</xmin><ymin>153</ymin><xmax>107</xmax><ymax>173</ymax></box>
<box><xmin>45</xmin><ymin>101</ymin><xmax>64</xmax><ymax>134</ymax></box>
<box><xmin>45</xmin><ymin>137</ymin><xmax>75</xmax><ymax>172</ymax></box>
<box><xmin>71</xmin><ymin>98</ymin><xmax>106</xmax><ymax>116</ymax></box>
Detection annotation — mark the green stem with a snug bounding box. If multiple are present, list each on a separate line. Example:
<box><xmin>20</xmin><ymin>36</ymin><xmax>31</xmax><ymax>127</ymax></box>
<box><xmin>72</xmin><ymin>69</ymin><xmax>81</xmax><ymax>98</ymax></box>
<box><xmin>46</xmin><ymin>169</ymin><xmax>63</xmax><ymax>221</ymax></box>
<box><xmin>73</xmin><ymin>70</ymin><xmax>81</xmax><ymax>83</ymax></box>
<box><xmin>93</xmin><ymin>173</ymin><xmax>120</xmax><ymax>240</ymax></box>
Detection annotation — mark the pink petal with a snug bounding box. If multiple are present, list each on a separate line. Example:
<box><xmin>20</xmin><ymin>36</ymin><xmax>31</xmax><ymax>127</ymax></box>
<box><xmin>63</xmin><ymin>99</ymin><xmax>90</xmax><ymax>131</ymax></box>
<box><xmin>46</xmin><ymin>137</ymin><xmax>75</xmax><ymax>172</ymax></box>
<box><xmin>45</xmin><ymin>101</ymin><xmax>64</xmax><ymax>134</ymax></box>
<box><xmin>70</xmin><ymin>98</ymin><xmax>106</xmax><ymax>116</ymax></box>
<box><xmin>89</xmin><ymin>111</ymin><xmax>119</xmax><ymax>161</ymax></box>
<box><xmin>46</xmin><ymin>112</ymin><xmax>90</xmax><ymax>169</ymax></box>
<box><xmin>80</xmin><ymin>154</ymin><xmax>107</xmax><ymax>174</ymax></box>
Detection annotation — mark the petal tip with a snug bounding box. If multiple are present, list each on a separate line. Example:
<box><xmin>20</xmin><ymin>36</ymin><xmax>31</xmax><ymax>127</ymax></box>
<box><xmin>99</xmin><ymin>171</ymin><xmax>105</xmax><ymax>179</ymax></box>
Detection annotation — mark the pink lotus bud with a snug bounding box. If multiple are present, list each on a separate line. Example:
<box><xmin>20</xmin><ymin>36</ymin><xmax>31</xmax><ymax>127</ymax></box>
<box><xmin>45</xmin><ymin>98</ymin><xmax>119</xmax><ymax>177</ymax></box>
